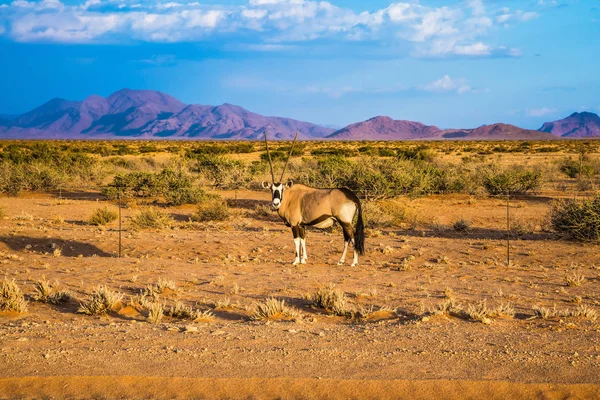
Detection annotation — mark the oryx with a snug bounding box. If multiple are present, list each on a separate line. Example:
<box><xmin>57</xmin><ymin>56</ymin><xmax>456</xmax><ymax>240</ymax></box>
<box><xmin>261</xmin><ymin>132</ymin><xmax>365</xmax><ymax>266</ymax></box>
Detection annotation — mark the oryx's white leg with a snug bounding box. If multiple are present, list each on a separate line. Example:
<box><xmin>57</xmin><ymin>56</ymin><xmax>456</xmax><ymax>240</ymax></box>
<box><xmin>300</xmin><ymin>238</ymin><xmax>307</xmax><ymax>264</ymax></box>
<box><xmin>293</xmin><ymin>237</ymin><xmax>301</xmax><ymax>265</ymax></box>
<box><xmin>292</xmin><ymin>227</ymin><xmax>301</xmax><ymax>265</ymax></box>
<box><xmin>300</xmin><ymin>227</ymin><xmax>307</xmax><ymax>264</ymax></box>
<box><xmin>351</xmin><ymin>239</ymin><xmax>359</xmax><ymax>267</ymax></box>
<box><xmin>338</xmin><ymin>241</ymin><xmax>349</xmax><ymax>265</ymax></box>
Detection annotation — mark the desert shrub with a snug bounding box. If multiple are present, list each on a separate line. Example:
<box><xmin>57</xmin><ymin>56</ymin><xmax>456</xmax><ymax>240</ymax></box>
<box><xmin>397</xmin><ymin>146</ymin><xmax>436</xmax><ymax>162</ymax></box>
<box><xmin>312</xmin><ymin>284</ymin><xmax>348</xmax><ymax>316</ymax></box>
<box><xmin>193</xmin><ymin>155</ymin><xmax>249</xmax><ymax>188</ymax></box>
<box><xmin>103</xmin><ymin>168</ymin><xmax>205</xmax><ymax>205</ymax></box>
<box><xmin>311</xmin><ymin>147</ymin><xmax>357</xmax><ymax>157</ymax></box>
<box><xmin>193</xmin><ymin>200</ymin><xmax>230</xmax><ymax>222</ymax></box>
<box><xmin>252</xmin><ymin>298</ymin><xmax>301</xmax><ymax>321</ymax></box>
<box><xmin>139</xmin><ymin>145</ymin><xmax>158</xmax><ymax>153</ymax></box>
<box><xmin>89</xmin><ymin>207</ymin><xmax>118</xmax><ymax>226</ymax></box>
<box><xmin>550</xmin><ymin>195</ymin><xmax>600</xmax><ymax>242</ymax></box>
<box><xmin>0</xmin><ymin>279</ymin><xmax>28</xmax><ymax>312</ymax></box>
<box><xmin>559</xmin><ymin>158</ymin><xmax>596</xmax><ymax>179</ymax></box>
<box><xmin>104</xmin><ymin>157</ymin><xmax>138</xmax><ymax>170</ymax></box>
<box><xmin>0</xmin><ymin>144</ymin><xmax>98</xmax><ymax>194</ymax></box>
<box><xmin>358</xmin><ymin>146</ymin><xmax>395</xmax><ymax>157</ymax></box>
<box><xmin>482</xmin><ymin>167</ymin><xmax>542</xmax><ymax>195</ymax></box>
<box><xmin>103</xmin><ymin>171</ymin><xmax>163</xmax><ymax>199</ymax></box>
<box><xmin>77</xmin><ymin>286</ymin><xmax>123</xmax><ymax>315</ymax></box>
<box><xmin>131</xmin><ymin>208</ymin><xmax>173</xmax><ymax>229</ymax></box>
<box><xmin>160</xmin><ymin>169</ymin><xmax>208</xmax><ymax>206</ymax></box>
<box><xmin>260</xmin><ymin>150</ymin><xmax>287</xmax><ymax>162</ymax></box>
<box><xmin>294</xmin><ymin>156</ymin><xmax>480</xmax><ymax>199</ymax></box>
<box><xmin>453</xmin><ymin>218</ymin><xmax>471</xmax><ymax>232</ymax></box>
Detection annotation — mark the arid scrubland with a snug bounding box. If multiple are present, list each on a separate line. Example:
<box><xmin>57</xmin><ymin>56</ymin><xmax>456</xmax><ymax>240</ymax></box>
<box><xmin>1</xmin><ymin>140</ymin><xmax>600</xmax><ymax>398</ymax></box>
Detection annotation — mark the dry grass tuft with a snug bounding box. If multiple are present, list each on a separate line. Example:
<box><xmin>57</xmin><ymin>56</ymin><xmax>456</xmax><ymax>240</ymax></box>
<box><xmin>32</xmin><ymin>278</ymin><xmax>72</xmax><ymax>305</ymax></box>
<box><xmin>493</xmin><ymin>302</ymin><xmax>515</xmax><ymax>318</ymax></box>
<box><xmin>165</xmin><ymin>301</ymin><xmax>213</xmax><ymax>321</ymax></box>
<box><xmin>312</xmin><ymin>284</ymin><xmax>348</xmax><ymax>316</ymax></box>
<box><xmin>432</xmin><ymin>298</ymin><xmax>462</xmax><ymax>316</ymax></box>
<box><xmin>565</xmin><ymin>272</ymin><xmax>586</xmax><ymax>287</ymax></box>
<box><xmin>146</xmin><ymin>302</ymin><xmax>164</xmax><ymax>324</ymax></box>
<box><xmin>131</xmin><ymin>208</ymin><xmax>173</xmax><ymax>229</ymax></box>
<box><xmin>0</xmin><ymin>279</ymin><xmax>28</xmax><ymax>313</ymax></box>
<box><xmin>533</xmin><ymin>305</ymin><xmax>556</xmax><ymax>319</ymax></box>
<box><xmin>466</xmin><ymin>300</ymin><xmax>492</xmax><ymax>323</ymax></box>
<box><xmin>213</xmin><ymin>297</ymin><xmax>232</xmax><ymax>310</ymax></box>
<box><xmin>252</xmin><ymin>298</ymin><xmax>301</xmax><ymax>321</ymax></box>
<box><xmin>77</xmin><ymin>286</ymin><xmax>123</xmax><ymax>315</ymax></box>
<box><xmin>89</xmin><ymin>207</ymin><xmax>118</xmax><ymax>226</ymax></box>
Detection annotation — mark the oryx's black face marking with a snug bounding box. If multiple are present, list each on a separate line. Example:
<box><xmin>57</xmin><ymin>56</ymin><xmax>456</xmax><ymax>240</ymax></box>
<box><xmin>270</xmin><ymin>183</ymin><xmax>284</xmax><ymax>209</ymax></box>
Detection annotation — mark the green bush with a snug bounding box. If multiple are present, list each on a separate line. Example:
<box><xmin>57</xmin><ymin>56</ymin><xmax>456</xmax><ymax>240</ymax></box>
<box><xmin>397</xmin><ymin>146</ymin><xmax>436</xmax><ymax>162</ymax></box>
<box><xmin>0</xmin><ymin>143</ymin><xmax>98</xmax><ymax>195</ymax></box>
<box><xmin>560</xmin><ymin>159</ymin><xmax>596</xmax><ymax>179</ymax></box>
<box><xmin>550</xmin><ymin>196</ymin><xmax>600</xmax><ymax>242</ymax></box>
<box><xmin>193</xmin><ymin>155</ymin><xmax>248</xmax><ymax>188</ymax></box>
<box><xmin>103</xmin><ymin>168</ymin><xmax>206</xmax><ymax>205</ymax></box>
<box><xmin>482</xmin><ymin>167</ymin><xmax>542</xmax><ymax>195</ymax></box>
<box><xmin>311</xmin><ymin>147</ymin><xmax>357</xmax><ymax>157</ymax></box>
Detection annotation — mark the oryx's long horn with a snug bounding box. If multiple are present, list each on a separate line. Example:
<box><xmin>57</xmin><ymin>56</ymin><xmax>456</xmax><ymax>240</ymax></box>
<box><xmin>279</xmin><ymin>131</ymin><xmax>299</xmax><ymax>183</ymax></box>
<box><xmin>264</xmin><ymin>132</ymin><xmax>276</xmax><ymax>183</ymax></box>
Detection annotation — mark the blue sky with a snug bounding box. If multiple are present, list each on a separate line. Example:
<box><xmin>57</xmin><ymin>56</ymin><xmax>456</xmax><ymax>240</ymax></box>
<box><xmin>0</xmin><ymin>0</ymin><xmax>598</xmax><ymax>129</ymax></box>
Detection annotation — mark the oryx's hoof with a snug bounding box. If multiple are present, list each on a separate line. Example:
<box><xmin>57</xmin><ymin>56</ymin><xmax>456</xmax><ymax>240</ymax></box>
<box><xmin>351</xmin><ymin>262</ymin><xmax>358</xmax><ymax>267</ymax></box>
<box><xmin>337</xmin><ymin>261</ymin><xmax>345</xmax><ymax>266</ymax></box>
<box><xmin>292</xmin><ymin>259</ymin><xmax>300</xmax><ymax>266</ymax></box>
<box><xmin>301</xmin><ymin>259</ymin><xmax>307</xmax><ymax>264</ymax></box>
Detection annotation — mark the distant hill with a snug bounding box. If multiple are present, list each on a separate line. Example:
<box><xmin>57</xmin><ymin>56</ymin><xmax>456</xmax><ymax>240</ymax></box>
<box><xmin>328</xmin><ymin>117</ymin><xmax>556</xmax><ymax>140</ymax></box>
<box><xmin>539</xmin><ymin>112</ymin><xmax>600</xmax><ymax>138</ymax></box>
<box><xmin>442</xmin><ymin>123</ymin><xmax>556</xmax><ymax>140</ymax></box>
<box><xmin>0</xmin><ymin>89</ymin><xmax>334</xmax><ymax>140</ymax></box>
<box><xmin>2</xmin><ymin>90</ymin><xmax>599</xmax><ymax>140</ymax></box>
<box><xmin>327</xmin><ymin>116</ymin><xmax>442</xmax><ymax>140</ymax></box>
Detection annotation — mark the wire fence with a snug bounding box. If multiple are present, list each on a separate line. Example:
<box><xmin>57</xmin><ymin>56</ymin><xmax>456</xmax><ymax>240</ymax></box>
<box><xmin>2</xmin><ymin>183</ymin><xmax>557</xmax><ymax>266</ymax></box>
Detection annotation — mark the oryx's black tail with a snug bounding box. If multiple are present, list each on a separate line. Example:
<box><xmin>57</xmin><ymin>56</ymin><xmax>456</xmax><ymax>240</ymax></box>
<box><xmin>354</xmin><ymin>199</ymin><xmax>365</xmax><ymax>256</ymax></box>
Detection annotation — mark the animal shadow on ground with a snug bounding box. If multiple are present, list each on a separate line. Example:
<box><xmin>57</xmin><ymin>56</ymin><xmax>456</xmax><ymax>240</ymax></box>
<box><xmin>0</xmin><ymin>236</ymin><xmax>114</xmax><ymax>257</ymax></box>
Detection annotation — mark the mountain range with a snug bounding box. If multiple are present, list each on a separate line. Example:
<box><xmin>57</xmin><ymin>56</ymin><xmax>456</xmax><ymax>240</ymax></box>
<box><xmin>1</xmin><ymin>89</ymin><xmax>598</xmax><ymax>140</ymax></box>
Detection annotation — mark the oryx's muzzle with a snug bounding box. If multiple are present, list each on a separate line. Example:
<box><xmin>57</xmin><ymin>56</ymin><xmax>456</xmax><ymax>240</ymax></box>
<box><xmin>271</xmin><ymin>183</ymin><xmax>283</xmax><ymax>209</ymax></box>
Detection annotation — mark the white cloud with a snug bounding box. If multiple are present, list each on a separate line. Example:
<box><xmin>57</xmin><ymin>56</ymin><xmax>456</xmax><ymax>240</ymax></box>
<box><xmin>420</xmin><ymin>75</ymin><xmax>472</xmax><ymax>94</ymax></box>
<box><xmin>241</xmin><ymin>9</ymin><xmax>267</xmax><ymax>19</ymax></box>
<box><xmin>526</xmin><ymin>107</ymin><xmax>557</xmax><ymax>117</ymax></box>
<box><xmin>0</xmin><ymin>0</ymin><xmax>535</xmax><ymax>59</ymax></box>
<box><xmin>496</xmin><ymin>9</ymin><xmax>539</xmax><ymax>24</ymax></box>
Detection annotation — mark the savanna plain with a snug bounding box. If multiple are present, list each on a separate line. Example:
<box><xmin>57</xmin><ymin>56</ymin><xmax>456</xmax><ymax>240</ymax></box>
<box><xmin>1</xmin><ymin>140</ymin><xmax>600</xmax><ymax>399</ymax></box>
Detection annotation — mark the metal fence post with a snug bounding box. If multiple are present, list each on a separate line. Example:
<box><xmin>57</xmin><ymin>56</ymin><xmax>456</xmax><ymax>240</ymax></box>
<box><xmin>118</xmin><ymin>190</ymin><xmax>122</xmax><ymax>258</ymax></box>
<box><xmin>506</xmin><ymin>191</ymin><xmax>510</xmax><ymax>266</ymax></box>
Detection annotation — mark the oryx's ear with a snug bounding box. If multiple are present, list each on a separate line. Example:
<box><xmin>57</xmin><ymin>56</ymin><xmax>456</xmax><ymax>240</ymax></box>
<box><xmin>286</xmin><ymin>180</ymin><xmax>294</xmax><ymax>188</ymax></box>
<box><xmin>261</xmin><ymin>181</ymin><xmax>271</xmax><ymax>189</ymax></box>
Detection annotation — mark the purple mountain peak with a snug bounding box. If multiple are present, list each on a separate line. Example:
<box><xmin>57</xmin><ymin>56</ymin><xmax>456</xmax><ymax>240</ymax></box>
<box><xmin>539</xmin><ymin>111</ymin><xmax>600</xmax><ymax>138</ymax></box>
<box><xmin>0</xmin><ymin>89</ymin><xmax>333</xmax><ymax>140</ymax></box>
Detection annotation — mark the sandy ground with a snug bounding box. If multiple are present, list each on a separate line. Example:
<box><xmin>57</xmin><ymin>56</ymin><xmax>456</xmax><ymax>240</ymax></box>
<box><xmin>1</xmin><ymin>191</ymin><xmax>600</xmax><ymax>399</ymax></box>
